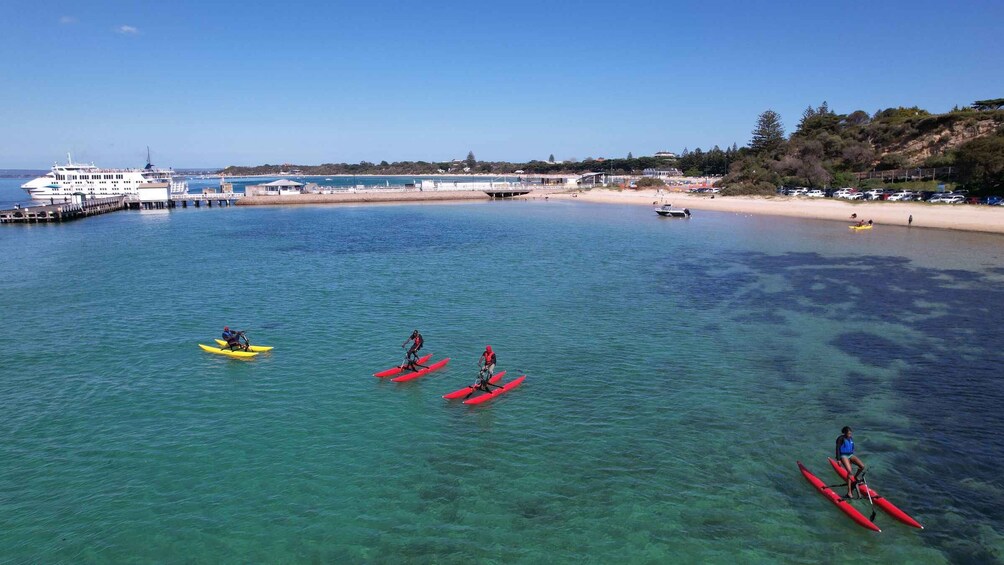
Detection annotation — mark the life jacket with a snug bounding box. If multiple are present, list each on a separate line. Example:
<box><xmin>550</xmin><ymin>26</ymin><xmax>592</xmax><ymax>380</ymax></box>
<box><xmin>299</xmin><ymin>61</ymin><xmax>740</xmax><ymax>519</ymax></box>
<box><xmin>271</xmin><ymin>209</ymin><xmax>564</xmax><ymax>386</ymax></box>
<box><xmin>413</xmin><ymin>333</ymin><xmax>423</xmax><ymax>348</ymax></box>
<box><xmin>483</xmin><ymin>350</ymin><xmax>496</xmax><ymax>365</ymax></box>
<box><xmin>837</xmin><ymin>436</ymin><xmax>855</xmax><ymax>455</ymax></box>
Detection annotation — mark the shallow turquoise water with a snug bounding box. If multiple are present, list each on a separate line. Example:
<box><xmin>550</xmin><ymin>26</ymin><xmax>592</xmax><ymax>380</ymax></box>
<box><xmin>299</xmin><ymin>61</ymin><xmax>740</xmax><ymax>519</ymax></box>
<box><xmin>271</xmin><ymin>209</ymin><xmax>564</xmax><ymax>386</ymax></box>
<box><xmin>2</xmin><ymin>194</ymin><xmax>1003</xmax><ymax>563</ymax></box>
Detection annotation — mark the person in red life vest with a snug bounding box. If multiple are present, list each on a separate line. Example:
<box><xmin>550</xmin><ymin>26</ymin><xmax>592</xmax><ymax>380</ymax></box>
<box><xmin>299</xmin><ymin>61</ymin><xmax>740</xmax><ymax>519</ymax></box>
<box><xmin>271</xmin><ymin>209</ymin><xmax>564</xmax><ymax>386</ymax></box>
<box><xmin>401</xmin><ymin>329</ymin><xmax>424</xmax><ymax>370</ymax></box>
<box><xmin>474</xmin><ymin>345</ymin><xmax>499</xmax><ymax>392</ymax></box>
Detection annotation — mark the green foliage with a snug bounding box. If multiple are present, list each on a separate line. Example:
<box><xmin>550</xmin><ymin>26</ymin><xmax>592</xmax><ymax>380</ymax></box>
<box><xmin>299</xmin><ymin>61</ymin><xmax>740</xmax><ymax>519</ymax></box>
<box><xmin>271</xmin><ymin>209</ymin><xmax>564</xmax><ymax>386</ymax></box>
<box><xmin>721</xmin><ymin>156</ymin><xmax>781</xmax><ymax>195</ymax></box>
<box><xmin>635</xmin><ymin>177</ymin><xmax>665</xmax><ymax>188</ymax></box>
<box><xmin>548</xmin><ymin>154</ymin><xmax>555</xmax><ymax>163</ymax></box>
<box><xmin>677</xmin><ymin>145</ymin><xmax>740</xmax><ymax>176</ymax></box>
<box><xmin>750</xmin><ymin>110</ymin><xmax>786</xmax><ymax>156</ymax></box>
<box><xmin>466</xmin><ymin>151</ymin><xmax>476</xmax><ymax>168</ymax></box>
<box><xmin>873</xmin><ymin>106</ymin><xmax>932</xmax><ymax>122</ymax></box>
<box><xmin>955</xmin><ymin>132</ymin><xmax>1004</xmax><ymax>193</ymax></box>
<box><xmin>972</xmin><ymin>98</ymin><xmax>1004</xmax><ymax>111</ymax></box>
<box><xmin>831</xmin><ymin>171</ymin><xmax>857</xmax><ymax>187</ymax></box>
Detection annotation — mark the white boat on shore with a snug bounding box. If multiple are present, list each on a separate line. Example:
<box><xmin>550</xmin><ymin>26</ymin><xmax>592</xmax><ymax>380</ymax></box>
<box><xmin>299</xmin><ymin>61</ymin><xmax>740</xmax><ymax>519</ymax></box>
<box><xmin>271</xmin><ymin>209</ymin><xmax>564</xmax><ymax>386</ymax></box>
<box><xmin>655</xmin><ymin>204</ymin><xmax>691</xmax><ymax>218</ymax></box>
<box><xmin>21</xmin><ymin>151</ymin><xmax>188</xmax><ymax>203</ymax></box>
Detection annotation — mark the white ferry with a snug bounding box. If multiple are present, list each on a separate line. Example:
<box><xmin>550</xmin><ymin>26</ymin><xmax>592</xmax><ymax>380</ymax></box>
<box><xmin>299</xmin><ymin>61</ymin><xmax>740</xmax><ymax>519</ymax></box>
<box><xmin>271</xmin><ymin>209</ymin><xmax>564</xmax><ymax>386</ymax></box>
<box><xmin>21</xmin><ymin>152</ymin><xmax>188</xmax><ymax>202</ymax></box>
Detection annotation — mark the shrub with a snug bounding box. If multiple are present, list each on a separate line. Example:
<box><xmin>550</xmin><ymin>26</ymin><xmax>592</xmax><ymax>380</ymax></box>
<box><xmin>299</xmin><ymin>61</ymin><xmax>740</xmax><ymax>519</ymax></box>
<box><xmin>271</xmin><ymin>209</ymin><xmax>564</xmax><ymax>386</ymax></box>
<box><xmin>635</xmin><ymin>177</ymin><xmax>666</xmax><ymax>188</ymax></box>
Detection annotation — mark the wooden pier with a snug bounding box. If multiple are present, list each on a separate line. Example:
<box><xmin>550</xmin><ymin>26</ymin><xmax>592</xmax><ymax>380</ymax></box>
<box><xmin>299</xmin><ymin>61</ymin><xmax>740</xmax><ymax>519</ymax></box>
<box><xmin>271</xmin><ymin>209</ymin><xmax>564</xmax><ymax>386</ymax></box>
<box><xmin>0</xmin><ymin>197</ymin><xmax>126</xmax><ymax>224</ymax></box>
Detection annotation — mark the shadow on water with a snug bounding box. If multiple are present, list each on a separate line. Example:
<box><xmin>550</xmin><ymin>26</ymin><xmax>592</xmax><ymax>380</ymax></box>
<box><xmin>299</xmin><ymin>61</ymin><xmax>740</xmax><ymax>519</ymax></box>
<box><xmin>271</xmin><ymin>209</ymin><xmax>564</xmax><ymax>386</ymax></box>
<box><xmin>672</xmin><ymin>250</ymin><xmax>1004</xmax><ymax>563</ymax></box>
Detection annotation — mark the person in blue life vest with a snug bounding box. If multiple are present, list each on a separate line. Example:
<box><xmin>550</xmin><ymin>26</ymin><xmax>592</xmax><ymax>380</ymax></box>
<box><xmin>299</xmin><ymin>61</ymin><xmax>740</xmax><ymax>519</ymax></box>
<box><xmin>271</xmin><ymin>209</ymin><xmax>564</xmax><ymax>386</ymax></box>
<box><xmin>474</xmin><ymin>345</ymin><xmax>498</xmax><ymax>392</ymax></box>
<box><xmin>401</xmin><ymin>329</ymin><xmax>424</xmax><ymax>370</ymax></box>
<box><xmin>836</xmin><ymin>426</ymin><xmax>866</xmax><ymax>498</ymax></box>
<box><xmin>222</xmin><ymin>326</ymin><xmax>248</xmax><ymax>351</ymax></box>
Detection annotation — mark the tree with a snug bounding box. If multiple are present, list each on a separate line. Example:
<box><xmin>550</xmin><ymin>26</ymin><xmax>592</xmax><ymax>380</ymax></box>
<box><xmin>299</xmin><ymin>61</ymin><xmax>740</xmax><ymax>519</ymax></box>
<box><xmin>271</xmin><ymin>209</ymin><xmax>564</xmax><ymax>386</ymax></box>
<box><xmin>845</xmin><ymin>110</ymin><xmax>871</xmax><ymax>126</ymax></box>
<box><xmin>972</xmin><ymin>98</ymin><xmax>1004</xmax><ymax>111</ymax></box>
<box><xmin>955</xmin><ymin>132</ymin><xmax>1004</xmax><ymax>192</ymax></box>
<box><xmin>636</xmin><ymin>177</ymin><xmax>665</xmax><ymax>188</ymax></box>
<box><xmin>466</xmin><ymin>151</ymin><xmax>476</xmax><ymax>168</ymax></box>
<box><xmin>750</xmin><ymin>110</ymin><xmax>785</xmax><ymax>156</ymax></box>
<box><xmin>627</xmin><ymin>152</ymin><xmax>634</xmax><ymax>159</ymax></box>
<box><xmin>548</xmin><ymin>154</ymin><xmax>555</xmax><ymax>163</ymax></box>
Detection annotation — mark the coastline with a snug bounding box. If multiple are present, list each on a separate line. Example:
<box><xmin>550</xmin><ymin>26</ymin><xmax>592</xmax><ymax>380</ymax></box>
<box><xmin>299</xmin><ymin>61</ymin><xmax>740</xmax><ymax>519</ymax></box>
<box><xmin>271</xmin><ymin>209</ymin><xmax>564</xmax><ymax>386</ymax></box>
<box><xmin>232</xmin><ymin>185</ymin><xmax>1004</xmax><ymax>235</ymax></box>
<box><xmin>540</xmin><ymin>189</ymin><xmax>1004</xmax><ymax>235</ymax></box>
<box><xmin>237</xmin><ymin>190</ymin><xmax>491</xmax><ymax>206</ymax></box>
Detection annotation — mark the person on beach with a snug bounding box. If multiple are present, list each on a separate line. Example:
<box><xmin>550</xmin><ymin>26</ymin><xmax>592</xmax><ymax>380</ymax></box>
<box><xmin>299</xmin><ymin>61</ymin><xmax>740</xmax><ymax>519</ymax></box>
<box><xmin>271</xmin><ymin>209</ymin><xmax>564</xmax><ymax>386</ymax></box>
<box><xmin>401</xmin><ymin>329</ymin><xmax>424</xmax><ymax>369</ymax></box>
<box><xmin>836</xmin><ymin>426</ymin><xmax>866</xmax><ymax>499</ymax></box>
<box><xmin>851</xmin><ymin>213</ymin><xmax>857</xmax><ymax>219</ymax></box>
<box><xmin>474</xmin><ymin>345</ymin><xmax>498</xmax><ymax>392</ymax></box>
<box><xmin>868</xmin><ymin>219</ymin><xmax>873</xmax><ymax>226</ymax></box>
<box><xmin>221</xmin><ymin>326</ymin><xmax>247</xmax><ymax>351</ymax></box>
<box><xmin>909</xmin><ymin>214</ymin><xmax>913</xmax><ymax>227</ymax></box>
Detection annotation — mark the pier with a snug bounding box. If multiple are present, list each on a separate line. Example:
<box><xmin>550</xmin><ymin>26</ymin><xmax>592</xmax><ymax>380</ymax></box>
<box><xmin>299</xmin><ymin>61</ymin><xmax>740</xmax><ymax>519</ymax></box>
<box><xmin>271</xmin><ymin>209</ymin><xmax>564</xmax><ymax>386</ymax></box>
<box><xmin>125</xmin><ymin>192</ymin><xmax>246</xmax><ymax>210</ymax></box>
<box><xmin>0</xmin><ymin>197</ymin><xmax>126</xmax><ymax>224</ymax></box>
<box><xmin>485</xmin><ymin>187</ymin><xmax>532</xmax><ymax>198</ymax></box>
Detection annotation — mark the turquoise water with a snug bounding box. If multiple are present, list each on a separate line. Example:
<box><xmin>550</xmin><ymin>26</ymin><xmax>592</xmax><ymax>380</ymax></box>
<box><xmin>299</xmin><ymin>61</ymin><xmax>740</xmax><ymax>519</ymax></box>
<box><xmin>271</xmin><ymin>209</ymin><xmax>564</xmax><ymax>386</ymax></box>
<box><xmin>2</xmin><ymin>183</ymin><xmax>1003</xmax><ymax>563</ymax></box>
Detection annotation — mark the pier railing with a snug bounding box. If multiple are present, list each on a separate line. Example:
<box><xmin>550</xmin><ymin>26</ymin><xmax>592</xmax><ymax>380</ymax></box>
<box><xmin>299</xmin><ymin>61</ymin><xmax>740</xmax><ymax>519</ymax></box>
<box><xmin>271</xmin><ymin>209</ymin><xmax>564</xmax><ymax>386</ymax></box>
<box><xmin>0</xmin><ymin>196</ymin><xmax>126</xmax><ymax>224</ymax></box>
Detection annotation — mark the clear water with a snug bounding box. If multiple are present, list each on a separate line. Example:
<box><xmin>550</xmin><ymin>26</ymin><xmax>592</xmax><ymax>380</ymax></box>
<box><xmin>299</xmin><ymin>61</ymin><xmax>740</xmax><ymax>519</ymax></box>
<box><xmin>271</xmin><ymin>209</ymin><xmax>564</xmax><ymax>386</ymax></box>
<box><xmin>2</xmin><ymin>180</ymin><xmax>1003</xmax><ymax>563</ymax></box>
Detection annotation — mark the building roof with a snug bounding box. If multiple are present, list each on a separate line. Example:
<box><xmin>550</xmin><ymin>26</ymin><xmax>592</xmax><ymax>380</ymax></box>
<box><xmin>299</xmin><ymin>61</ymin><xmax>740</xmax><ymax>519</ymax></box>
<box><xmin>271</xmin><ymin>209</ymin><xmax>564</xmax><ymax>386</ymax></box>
<box><xmin>261</xmin><ymin>179</ymin><xmax>304</xmax><ymax>187</ymax></box>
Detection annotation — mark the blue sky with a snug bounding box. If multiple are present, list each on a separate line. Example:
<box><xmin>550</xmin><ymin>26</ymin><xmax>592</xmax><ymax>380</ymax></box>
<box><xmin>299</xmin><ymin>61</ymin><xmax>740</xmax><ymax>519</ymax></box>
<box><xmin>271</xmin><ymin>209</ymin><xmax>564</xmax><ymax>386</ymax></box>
<box><xmin>1</xmin><ymin>0</ymin><xmax>1002</xmax><ymax>168</ymax></box>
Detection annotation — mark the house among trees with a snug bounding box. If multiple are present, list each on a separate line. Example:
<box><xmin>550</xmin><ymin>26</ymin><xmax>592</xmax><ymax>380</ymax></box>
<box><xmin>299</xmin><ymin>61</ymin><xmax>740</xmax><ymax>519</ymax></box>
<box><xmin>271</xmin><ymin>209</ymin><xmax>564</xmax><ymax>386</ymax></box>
<box><xmin>654</xmin><ymin>151</ymin><xmax>678</xmax><ymax>158</ymax></box>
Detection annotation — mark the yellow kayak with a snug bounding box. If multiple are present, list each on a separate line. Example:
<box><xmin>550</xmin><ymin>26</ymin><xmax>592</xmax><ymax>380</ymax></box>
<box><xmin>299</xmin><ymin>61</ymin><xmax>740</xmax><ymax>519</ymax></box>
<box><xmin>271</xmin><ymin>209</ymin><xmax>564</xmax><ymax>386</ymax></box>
<box><xmin>214</xmin><ymin>338</ymin><xmax>273</xmax><ymax>352</ymax></box>
<box><xmin>199</xmin><ymin>343</ymin><xmax>259</xmax><ymax>358</ymax></box>
<box><xmin>849</xmin><ymin>224</ymin><xmax>873</xmax><ymax>230</ymax></box>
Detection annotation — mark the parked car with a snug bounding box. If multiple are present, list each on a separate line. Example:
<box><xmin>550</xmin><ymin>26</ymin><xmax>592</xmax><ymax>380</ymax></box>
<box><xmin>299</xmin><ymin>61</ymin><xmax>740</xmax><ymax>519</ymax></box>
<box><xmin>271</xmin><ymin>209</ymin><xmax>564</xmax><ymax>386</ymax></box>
<box><xmin>888</xmin><ymin>191</ymin><xmax>916</xmax><ymax>201</ymax></box>
<box><xmin>980</xmin><ymin>195</ymin><xmax>1003</xmax><ymax>205</ymax></box>
<box><xmin>788</xmin><ymin>188</ymin><xmax>809</xmax><ymax>197</ymax></box>
<box><xmin>832</xmin><ymin>188</ymin><xmax>857</xmax><ymax>199</ymax></box>
<box><xmin>863</xmin><ymin>189</ymin><xmax>884</xmax><ymax>200</ymax></box>
<box><xmin>806</xmin><ymin>189</ymin><xmax>825</xmax><ymax>198</ymax></box>
<box><xmin>929</xmin><ymin>193</ymin><xmax>965</xmax><ymax>204</ymax></box>
<box><xmin>845</xmin><ymin>192</ymin><xmax>865</xmax><ymax>200</ymax></box>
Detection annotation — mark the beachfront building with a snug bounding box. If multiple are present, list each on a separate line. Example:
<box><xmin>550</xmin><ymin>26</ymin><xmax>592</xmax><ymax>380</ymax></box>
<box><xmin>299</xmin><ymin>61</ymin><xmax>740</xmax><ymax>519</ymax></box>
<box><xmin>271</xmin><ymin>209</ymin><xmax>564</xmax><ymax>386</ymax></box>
<box><xmin>654</xmin><ymin>151</ymin><xmax>678</xmax><ymax>158</ymax></box>
<box><xmin>643</xmin><ymin>168</ymin><xmax>684</xmax><ymax>178</ymax></box>
<box><xmin>245</xmin><ymin>179</ymin><xmax>306</xmax><ymax>196</ymax></box>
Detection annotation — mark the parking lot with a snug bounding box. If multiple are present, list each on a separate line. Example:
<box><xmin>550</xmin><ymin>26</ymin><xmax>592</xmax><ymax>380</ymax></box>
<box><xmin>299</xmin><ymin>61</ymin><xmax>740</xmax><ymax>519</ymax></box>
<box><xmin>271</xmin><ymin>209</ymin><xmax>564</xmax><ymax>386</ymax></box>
<box><xmin>773</xmin><ymin>187</ymin><xmax>1003</xmax><ymax>206</ymax></box>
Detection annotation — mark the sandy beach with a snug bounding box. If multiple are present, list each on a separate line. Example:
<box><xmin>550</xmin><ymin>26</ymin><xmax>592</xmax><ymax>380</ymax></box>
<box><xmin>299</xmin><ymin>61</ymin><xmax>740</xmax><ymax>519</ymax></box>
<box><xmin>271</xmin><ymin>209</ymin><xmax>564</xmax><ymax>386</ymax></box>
<box><xmin>541</xmin><ymin>189</ymin><xmax>1004</xmax><ymax>234</ymax></box>
<box><xmin>235</xmin><ymin>186</ymin><xmax>1004</xmax><ymax>235</ymax></box>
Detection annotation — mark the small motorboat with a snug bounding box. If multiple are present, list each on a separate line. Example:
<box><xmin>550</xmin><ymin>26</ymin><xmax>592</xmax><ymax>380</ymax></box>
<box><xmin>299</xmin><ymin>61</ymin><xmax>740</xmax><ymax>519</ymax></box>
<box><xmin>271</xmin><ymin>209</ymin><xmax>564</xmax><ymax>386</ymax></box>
<box><xmin>655</xmin><ymin>204</ymin><xmax>691</xmax><ymax>218</ymax></box>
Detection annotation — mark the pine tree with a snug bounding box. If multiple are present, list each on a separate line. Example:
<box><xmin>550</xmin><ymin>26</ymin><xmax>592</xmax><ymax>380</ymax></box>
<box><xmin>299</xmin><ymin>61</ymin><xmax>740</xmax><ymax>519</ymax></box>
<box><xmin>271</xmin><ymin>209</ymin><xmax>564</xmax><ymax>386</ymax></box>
<box><xmin>627</xmin><ymin>152</ymin><xmax>634</xmax><ymax>159</ymax></box>
<box><xmin>548</xmin><ymin>154</ymin><xmax>555</xmax><ymax>163</ymax></box>
<box><xmin>750</xmin><ymin>110</ymin><xmax>785</xmax><ymax>156</ymax></box>
<box><xmin>466</xmin><ymin>151</ymin><xmax>476</xmax><ymax>168</ymax></box>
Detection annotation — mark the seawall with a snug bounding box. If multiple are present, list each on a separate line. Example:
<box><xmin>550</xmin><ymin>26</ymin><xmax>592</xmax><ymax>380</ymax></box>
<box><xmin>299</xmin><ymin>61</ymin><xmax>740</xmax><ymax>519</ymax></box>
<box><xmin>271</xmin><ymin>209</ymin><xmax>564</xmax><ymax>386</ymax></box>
<box><xmin>237</xmin><ymin>190</ymin><xmax>491</xmax><ymax>206</ymax></box>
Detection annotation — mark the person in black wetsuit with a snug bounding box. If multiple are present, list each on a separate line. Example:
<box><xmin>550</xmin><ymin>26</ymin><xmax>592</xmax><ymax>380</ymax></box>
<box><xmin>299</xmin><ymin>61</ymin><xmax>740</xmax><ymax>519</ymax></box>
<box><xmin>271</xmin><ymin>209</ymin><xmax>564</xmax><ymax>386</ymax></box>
<box><xmin>401</xmin><ymin>329</ymin><xmax>424</xmax><ymax>370</ymax></box>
